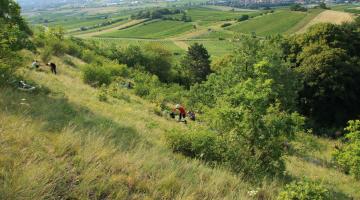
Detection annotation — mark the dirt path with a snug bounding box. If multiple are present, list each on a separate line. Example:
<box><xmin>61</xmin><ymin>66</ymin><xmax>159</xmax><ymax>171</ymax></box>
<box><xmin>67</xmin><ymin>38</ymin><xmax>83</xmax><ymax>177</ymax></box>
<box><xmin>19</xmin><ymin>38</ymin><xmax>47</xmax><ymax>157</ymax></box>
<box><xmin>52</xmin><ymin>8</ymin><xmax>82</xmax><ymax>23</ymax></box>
<box><xmin>297</xmin><ymin>10</ymin><xmax>354</xmax><ymax>33</ymax></box>
<box><xmin>75</xmin><ymin>19</ymin><xmax>147</xmax><ymax>38</ymax></box>
<box><xmin>173</xmin><ymin>41</ymin><xmax>189</xmax><ymax>50</ymax></box>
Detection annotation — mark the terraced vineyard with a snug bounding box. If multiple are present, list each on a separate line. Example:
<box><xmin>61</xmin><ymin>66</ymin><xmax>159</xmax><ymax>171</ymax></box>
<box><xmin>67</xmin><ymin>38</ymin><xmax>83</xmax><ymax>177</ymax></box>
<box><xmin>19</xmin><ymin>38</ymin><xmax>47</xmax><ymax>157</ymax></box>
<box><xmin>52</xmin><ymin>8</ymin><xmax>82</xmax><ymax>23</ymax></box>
<box><xmin>227</xmin><ymin>10</ymin><xmax>308</xmax><ymax>36</ymax></box>
<box><xmin>99</xmin><ymin>20</ymin><xmax>194</xmax><ymax>39</ymax></box>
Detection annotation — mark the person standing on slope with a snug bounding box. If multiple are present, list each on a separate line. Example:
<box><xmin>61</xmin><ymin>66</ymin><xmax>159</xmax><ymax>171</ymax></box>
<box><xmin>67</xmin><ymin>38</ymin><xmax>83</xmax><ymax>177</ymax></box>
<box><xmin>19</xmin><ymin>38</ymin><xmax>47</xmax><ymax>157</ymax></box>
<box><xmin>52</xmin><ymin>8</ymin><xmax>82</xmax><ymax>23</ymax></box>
<box><xmin>47</xmin><ymin>62</ymin><xmax>57</xmax><ymax>75</ymax></box>
<box><xmin>174</xmin><ymin>104</ymin><xmax>187</xmax><ymax>123</ymax></box>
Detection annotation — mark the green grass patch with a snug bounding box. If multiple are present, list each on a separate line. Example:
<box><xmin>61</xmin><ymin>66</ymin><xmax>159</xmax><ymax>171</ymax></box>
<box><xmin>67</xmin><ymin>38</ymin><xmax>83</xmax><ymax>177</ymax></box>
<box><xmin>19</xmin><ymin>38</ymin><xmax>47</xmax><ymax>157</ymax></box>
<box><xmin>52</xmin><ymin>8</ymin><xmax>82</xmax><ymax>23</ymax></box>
<box><xmin>286</xmin><ymin>9</ymin><xmax>324</xmax><ymax>34</ymax></box>
<box><xmin>192</xmin><ymin>30</ymin><xmax>235</xmax><ymax>39</ymax></box>
<box><xmin>185</xmin><ymin>7</ymin><xmax>257</xmax><ymax>21</ymax></box>
<box><xmin>186</xmin><ymin>40</ymin><xmax>234</xmax><ymax>57</ymax></box>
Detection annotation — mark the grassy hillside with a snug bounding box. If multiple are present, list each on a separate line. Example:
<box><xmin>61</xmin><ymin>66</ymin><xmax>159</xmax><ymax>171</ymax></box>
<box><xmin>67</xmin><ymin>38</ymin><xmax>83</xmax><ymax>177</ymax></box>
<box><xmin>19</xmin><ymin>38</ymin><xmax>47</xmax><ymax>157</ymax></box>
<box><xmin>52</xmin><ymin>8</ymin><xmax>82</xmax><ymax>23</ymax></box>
<box><xmin>1</xmin><ymin>47</ymin><xmax>360</xmax><ymax>199</ymax></box>
<box><xmin>286</xmin><ymin>9</ymin><xmax>324</xmax><ymax>33</ymax></box>
<box><xmin>0</xmin><ymin>54</ymin><xmax>255</xmax><ymax>199</ymax></box>
<box><xmin>99</xmin><ymin>20</ymin><xmax>194</xmax><ymax>39</ymax></box>
<box><xmin>227</xmin><ymin>10</ymin><xmax>307</xmax><ymax>36</ymax></box>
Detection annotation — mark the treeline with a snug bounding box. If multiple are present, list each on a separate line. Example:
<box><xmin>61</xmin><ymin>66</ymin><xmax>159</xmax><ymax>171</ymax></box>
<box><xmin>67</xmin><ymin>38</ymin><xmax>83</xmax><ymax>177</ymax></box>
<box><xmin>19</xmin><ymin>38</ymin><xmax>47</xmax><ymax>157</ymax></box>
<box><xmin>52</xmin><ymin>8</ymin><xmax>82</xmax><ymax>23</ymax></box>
<box><xmin>282</xmin><ymin>19</ymin><xmax>360</xmax><ymax>131</ymax></box>
<box><xmin>79</xmin><ymin>17</ymin><xmax>127</xmax><ymax>31</ymax></box>
<box><xmin>130</xmin><ymin>8</ymin><xmax>192</xmax><ymax>22</ymax></box>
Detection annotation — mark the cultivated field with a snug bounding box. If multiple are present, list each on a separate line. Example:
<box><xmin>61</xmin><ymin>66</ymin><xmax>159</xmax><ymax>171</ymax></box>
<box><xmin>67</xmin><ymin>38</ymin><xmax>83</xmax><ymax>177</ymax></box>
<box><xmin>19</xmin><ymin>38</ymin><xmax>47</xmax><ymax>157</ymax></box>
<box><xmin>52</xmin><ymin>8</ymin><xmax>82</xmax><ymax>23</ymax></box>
<box><xmin>227</xmin><ymin>10</ymin><xmax>308</xmax><ymax>36</ymax></box>
<box><xmin>297</xmin><ymin>10</ymin><xmax>355</xmax><ymax>33</ymax></box>
<box><xmin>99</xmin><ymin>20</ymin><xmax>194</xmax><ymax>39</ymax></box>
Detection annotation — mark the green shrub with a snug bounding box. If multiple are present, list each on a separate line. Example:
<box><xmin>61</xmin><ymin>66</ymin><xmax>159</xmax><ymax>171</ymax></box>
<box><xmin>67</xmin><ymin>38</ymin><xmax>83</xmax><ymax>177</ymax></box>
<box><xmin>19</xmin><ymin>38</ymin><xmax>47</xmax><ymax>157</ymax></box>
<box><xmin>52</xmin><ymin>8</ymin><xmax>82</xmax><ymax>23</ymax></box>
<box><xmin>106</xmin><ymin>63</ymin><xmax>129</xmax><ymax>77</ymax></box>
<box><xmin>333</xmin><ymin>120</ymin><xmax>360</xmax><ymax>179</ymax></box>
<box><xmin>221</xmin><ymin>23</ymin><xmax>232</xmax><ymax>28</ymax></box>
<box><xmin>134</xmin><ymin>83</ymin><xmax>150</xmax><ymax>97</ymax></box>
<box><xmin>166</xmin><ymin>129</ymin><xmax>223</xmax><ymax>162</ymax></box>
<box><xmin>82</xmin><ymin>49</ymin><xmax>97</xmax><ymax>63</ymax></box>
<box><xmin>238</xmin><ymin>14</ymin><xmax>249</xmax><ymax>22</ymax></box>
<box><xmin>82</xmin><ymin>65</ymin><xmax>111</xmax><ymax>87</ymax></box>
<box><xmin>65</xmin><ymin>40</ymin><xmax>83</xmax><ymax>58</ymax></box>
<box><xmin>41</xmin><ymin>46</ymin><xmax>52</xmax><ymax>63</ymax></box>
<box><xmin>277</xmin><ymin>179</ymin><xmax>330</xmax><ymax>200</ymax></box>
<box><xmin>98</xmin><ymin>85</ymin><xmax>108</xmax><ymax>102</ymax></box>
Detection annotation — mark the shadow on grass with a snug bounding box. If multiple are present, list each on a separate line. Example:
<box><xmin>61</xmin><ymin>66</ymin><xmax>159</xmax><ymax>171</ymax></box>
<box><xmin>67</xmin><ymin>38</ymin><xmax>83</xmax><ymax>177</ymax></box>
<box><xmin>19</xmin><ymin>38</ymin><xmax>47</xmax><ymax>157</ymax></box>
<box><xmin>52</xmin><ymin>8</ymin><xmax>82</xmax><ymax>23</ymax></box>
<box><xmin>0</xmin><ymin>86</ymin><xmax>140</xmax><ymax>151</ymax></box>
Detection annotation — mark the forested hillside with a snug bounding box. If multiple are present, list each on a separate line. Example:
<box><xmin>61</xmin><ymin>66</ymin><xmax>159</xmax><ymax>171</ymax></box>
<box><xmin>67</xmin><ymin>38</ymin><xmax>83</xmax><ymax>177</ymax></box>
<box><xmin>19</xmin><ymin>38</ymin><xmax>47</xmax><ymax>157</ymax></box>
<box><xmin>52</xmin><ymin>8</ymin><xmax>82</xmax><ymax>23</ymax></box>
<box><xmin>1</xmin><ymin>0</ymin><xmax>360</xmax><ymax>199</ymax></box>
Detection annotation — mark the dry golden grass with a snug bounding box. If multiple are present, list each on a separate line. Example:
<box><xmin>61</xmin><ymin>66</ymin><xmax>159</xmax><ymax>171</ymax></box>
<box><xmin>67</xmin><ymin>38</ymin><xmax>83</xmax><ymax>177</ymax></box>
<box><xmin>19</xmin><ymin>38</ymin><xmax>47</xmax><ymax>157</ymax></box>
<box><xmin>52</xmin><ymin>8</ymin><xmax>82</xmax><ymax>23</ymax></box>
<box><xmin>298</xmin><ymin>10</ymin><xmax>355</xmax><ymax>33</ymax></box>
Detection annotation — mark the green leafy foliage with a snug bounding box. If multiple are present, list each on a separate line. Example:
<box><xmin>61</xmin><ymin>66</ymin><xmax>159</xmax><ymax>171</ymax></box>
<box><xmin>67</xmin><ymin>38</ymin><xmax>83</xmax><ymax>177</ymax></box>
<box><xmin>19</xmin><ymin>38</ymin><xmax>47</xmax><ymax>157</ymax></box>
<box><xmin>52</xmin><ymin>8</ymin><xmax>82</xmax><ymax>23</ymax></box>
<box><xmin>277</xmin><ymin>179</ymin><xmax>330</xmax><ymax>200</ymax></box>
<box><xmin>282</xmin><ymin>21</ymin><xmax>360</xmax><ymax>129</ymax></box>
<box><xmin>290</xmin><ymin>4</ymin><xmax>308</xmax><ymax>12</ymax></box>
<box><xmin>83</xmin><ymin>65</ymin><xmax>111</xmax><ymax>86</ymax></box>
<box><xmin>82</xmin><ymin>63</ymin><xmax>128</xmax><ymax>87</ymax></box>
<box><xmin>169</xmin><ymin>37</ymin><xmax>304</xmax><ymax>179</ymax></box>
<box><xmin>166</xmin><ymin>128</ymin><xmax>223</xmax><ymax>162</ymax></box>
<box><xmin>180</xmin><ymin>43</ymin><xmax>212</xmax><ymax>87</ymax></box>
<box><xmin>333</xmin><ymin>120</ymin><xmax>360</xmax><ymax>179</ymax></box>
<box><xmin>238</xmin><ymin>14</ymin><xmax>249</xmax><ymax>21</ymax></box>
<box><xmin>205</xmin><ymin>61</ymin><xmax>304</xmax><ymax>178</ymax></box>
<box><xmin>110</xmin><ymin>44</ymin><xmax>173</xmax><ymax>82</ymax></box>
<box><xmin>0</xmin><ymin>0</ymin><xmax>32</xmax><ymax>84</ymax></box>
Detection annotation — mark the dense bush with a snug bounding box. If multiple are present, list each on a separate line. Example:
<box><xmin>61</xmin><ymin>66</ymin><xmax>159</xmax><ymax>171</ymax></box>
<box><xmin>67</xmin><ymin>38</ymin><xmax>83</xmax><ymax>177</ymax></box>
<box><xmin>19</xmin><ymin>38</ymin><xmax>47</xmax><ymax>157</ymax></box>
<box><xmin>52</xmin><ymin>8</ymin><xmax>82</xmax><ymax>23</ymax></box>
<box><xmin>82</xmin><ymin>63</ymin><xmax>127</xmax><ymax>87</ymax></box>
<box><xmin>83</xmin><ymin>65</ymin><xmax>111</xmax><ymax>86</ymax></box>
<box><xmin>333</xmin><ymin>120</ymin><xmax>360</xmax><ymax>179</ymax></box>
<box><xmin>238</xmin><ymin>14</ymin><xmax>249</xmax><ymax>21</ymax></box>
<box><xmin>277</xmin><ymin>179</ymin><xmax>330</xmax><ymax>200</ymax></box>
<box><xmin>110</xmin><ymin>44</ymin><xmax>172</xmax><ymax>82</ymax></box>
<box><xmin>290</xmin><ymin>4</ymin><xmax>307</xmax><ymax>12</ymax></box>
<box><xmin>0</xmin><ymin>0</ymin><xmax>32</xmax><ymax>84</ymax></box>
<box><xmin>221</xmin><ymin>23</ymin><xmax>232</xmax><ymax>27</ymax></box>
<box><xmin>166</xmin><ymin>128</ymin><xmax>223</xmax><ymax>162</ymax></box>
<box><xmin>282</xmin><ymin>21</ymin><xmax>360</xmax><ymax>129</ymax></box>
<box><xmin>204</xmin><ymin>61</ymin><xmax>303</xmax><ymax>178</ymax></box>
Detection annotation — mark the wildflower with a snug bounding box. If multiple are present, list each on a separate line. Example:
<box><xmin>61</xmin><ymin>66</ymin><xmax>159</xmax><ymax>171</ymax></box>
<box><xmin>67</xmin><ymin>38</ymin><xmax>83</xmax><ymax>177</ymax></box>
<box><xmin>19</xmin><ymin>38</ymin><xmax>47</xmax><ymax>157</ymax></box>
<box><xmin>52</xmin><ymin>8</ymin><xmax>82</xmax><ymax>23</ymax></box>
<box><xmin>247</xmin><ymin>189</ymin><xmax>258</xmax><ymax>197</ymax></box>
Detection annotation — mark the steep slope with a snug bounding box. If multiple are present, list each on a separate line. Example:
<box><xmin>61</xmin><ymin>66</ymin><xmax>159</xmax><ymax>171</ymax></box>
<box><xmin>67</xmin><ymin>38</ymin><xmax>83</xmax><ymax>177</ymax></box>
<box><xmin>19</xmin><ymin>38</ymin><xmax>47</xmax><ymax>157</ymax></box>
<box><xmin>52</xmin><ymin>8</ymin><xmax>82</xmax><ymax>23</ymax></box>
<box><xmin>0</xmin><ymin>54</ymin><xmax>253</xmax><ymax>199</ymax></box>
<box><xmin>2</xmin><ymin>53</ymin><xmax>360</xmax><ymax>199</ymax></box>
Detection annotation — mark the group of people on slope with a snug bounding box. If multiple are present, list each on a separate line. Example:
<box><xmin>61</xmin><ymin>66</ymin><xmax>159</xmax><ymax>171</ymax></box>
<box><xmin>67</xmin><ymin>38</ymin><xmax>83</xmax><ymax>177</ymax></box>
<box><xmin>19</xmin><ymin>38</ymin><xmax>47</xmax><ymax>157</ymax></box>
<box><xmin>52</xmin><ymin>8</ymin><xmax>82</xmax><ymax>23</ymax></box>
<box><xmin>31</xmin><ymin>60</ymin><xmax>57</xmax><ymax>75</ymax></box>
<box><xmin>170</xmin><ymin>104</ymin><xmax>196</xmax><ymax>124</ymax></box>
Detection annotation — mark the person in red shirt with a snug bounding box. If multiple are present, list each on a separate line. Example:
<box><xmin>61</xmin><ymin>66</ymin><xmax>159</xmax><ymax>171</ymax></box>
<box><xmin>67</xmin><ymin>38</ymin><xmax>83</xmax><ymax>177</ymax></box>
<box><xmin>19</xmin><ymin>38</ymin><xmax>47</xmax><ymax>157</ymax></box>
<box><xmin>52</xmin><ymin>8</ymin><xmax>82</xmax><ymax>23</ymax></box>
<box><xmin>175</xmin><ymin>104</ymin><xmax>187</xmax><ymax>122</ymax></box>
